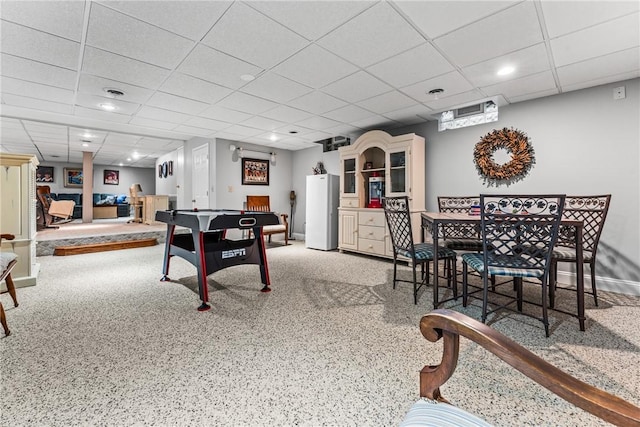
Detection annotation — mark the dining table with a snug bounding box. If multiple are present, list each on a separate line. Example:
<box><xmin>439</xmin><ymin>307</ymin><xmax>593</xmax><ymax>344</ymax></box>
<box><xmin>420</xmin><ymin>212</ymin><xmax>586</xmax><ymax>331</ymax></box>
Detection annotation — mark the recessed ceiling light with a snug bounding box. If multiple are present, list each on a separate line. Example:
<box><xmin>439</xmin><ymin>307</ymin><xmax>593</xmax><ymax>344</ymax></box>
<box><xmin>288</xmin><ymin>130</ymin><xmax>298</xmax><ymax>134</ymax></box>
<box><xmin>99</xmin><ymin>103</ymin><xmax>117</xmax><ymax>111</ymax></box>
<box><xmin>127</xmin><ymin>157</ymin><xmax>132</xmax><ymax>162</ymax></box>
<box><xmin>119</xmin><ymin>162</ymin><xmax>123</xmax><ymax>166</ymax></box>
<box><xmin>132</xmin><ymin>152</ymin><xmax>140</xmax><ymax>159</ymax></box>
<box><xmin>81</xmin><ymin>131</ymin><xmax>94</xmax><ymax>138</ymax></box>
<box><xmin>240</xmin><ymin>74</ymin><xmax>255</xmax><ymax>82</ymax></box>
<box><xmin>82</xmin><ymin>143</ymin><xmax>89</xmax><ymax>147</ymax></box>
<box><xmin>497</xmin><ymin>66</ymin><xmax>515</xmax><ymax>76</ymax></box>
<box><xmin>427</xmin><ymin>88</ymin><xmax>444</xmax><ymax>100</ymax></box>
<box><xmin>269</xmin><ymin>134</ymin><xmax>278</xmax><ymax>142</ymax></box>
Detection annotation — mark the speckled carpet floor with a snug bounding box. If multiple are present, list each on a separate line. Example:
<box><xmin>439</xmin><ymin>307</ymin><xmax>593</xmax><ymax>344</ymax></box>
<box><xmin>1</xmin><ymin>242</ymin><xmax>638</xmax><ymax>426</ymax></box>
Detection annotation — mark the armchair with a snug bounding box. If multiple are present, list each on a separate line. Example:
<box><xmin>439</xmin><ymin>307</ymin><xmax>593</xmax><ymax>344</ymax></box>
<box><xmin>246</xmin><ymin>195</ymin><xmax>288</xmax><ymax>245</ymax></box>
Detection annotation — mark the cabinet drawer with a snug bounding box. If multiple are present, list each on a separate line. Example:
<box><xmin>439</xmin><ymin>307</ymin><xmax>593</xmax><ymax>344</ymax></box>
<box><xmin>340</xmin><ymin>198</ymin><xmax>358</xmax><ymax>208</ymax></box>
<box><xmin>358</xmin><ymin>238</ymin><xmax>386</xmax><ymax>255</ymax></box>
<box><xmin>358</xmin><ymin>210</ymin><xmax>385</xmax><ymax>227</ymax></box>
<box><xmin>359</xmin><ymin>225</ymin><xmax>385</xmax><ymax>241</ymax></box>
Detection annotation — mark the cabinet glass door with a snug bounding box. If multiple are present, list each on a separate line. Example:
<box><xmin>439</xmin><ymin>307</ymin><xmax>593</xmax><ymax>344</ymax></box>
<box><xmin>388</xmin><ymin>150</ymin><xmax>407</xmax><ymax>194</ymax></box>
<box><xmin>343</xmin><ymin>158</ymin><xmax>356</xmax><ymax>195</ymax></box>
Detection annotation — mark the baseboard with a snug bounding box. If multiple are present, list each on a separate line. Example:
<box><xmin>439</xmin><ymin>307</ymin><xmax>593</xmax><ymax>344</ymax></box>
<box><xmin>556</xmin><ymin>271</ymin><xmax>640</xmax><ymax>296</ymax></box>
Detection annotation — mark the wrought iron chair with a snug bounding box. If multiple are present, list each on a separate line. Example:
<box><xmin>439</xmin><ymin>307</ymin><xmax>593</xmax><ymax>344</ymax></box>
<box><xmin>437</xmin><ymin>196</ymin><xmax>482</xmax><ymax>251</ymax></box>
<box><xmin>383</xmin><ymin>196</ymin><xmax>457</xmax><ymax>305</ymax></box>
<box><xmin>1</xmin><ymin>233</ymin><xmax>19</xmax><ymax>336</ymax></box>
<box><xmin>461</xmin><ymin>195</ymin><xmax>565</xmax><ymax>337</ymax></box>
<box><xmin>550</xmin><ymin>195</ymin><xmax>611</xmax><ymax>307</ymax></box>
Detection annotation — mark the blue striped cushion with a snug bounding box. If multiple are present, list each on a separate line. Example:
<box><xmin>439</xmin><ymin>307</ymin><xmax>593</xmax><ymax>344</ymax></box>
<box><xmin>400</xmin><ymin>398</ymin><xmax>493</xmax><ymax>427</ymax></box>
<box><xmin>397</xmin><ymin>243</ymin><xmax>456</xmax><ymax>260</ymax></box>
<box><xmin>461</xmin><ymin>253</ymin><xmax>543</xmax><ymax>278</ymax></box>
<box><xmin>552</xmin><ymin>246</ymin><xmax>593</xmax><ymax>262</ymax></box>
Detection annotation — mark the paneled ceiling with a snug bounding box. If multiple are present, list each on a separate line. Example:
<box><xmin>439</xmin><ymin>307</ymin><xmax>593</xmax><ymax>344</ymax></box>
<box><xmin>1</xmin><ymin>0</ymin><xmax>638</xmax><ymax>167</ymax></box>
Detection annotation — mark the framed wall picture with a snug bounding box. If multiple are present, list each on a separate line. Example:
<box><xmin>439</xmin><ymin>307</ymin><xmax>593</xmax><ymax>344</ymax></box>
<box><xmin>241</xmin><ymin>158</ymin><xmax>269</xmax><ymax>185</ymax></box>
<box><xmin>104</xmin><ymin>169</ymin><xmax>119</xmax><ymax>185</ymax></box>
<box><xmin>36</xmin><ymin>166</ymin><xmax>54</xmax><ymax>183</ymax></box>
<box><xmin>63</xmin><ymin>168</ymin><xmax>83</xmax><ymax>188</ymax></box>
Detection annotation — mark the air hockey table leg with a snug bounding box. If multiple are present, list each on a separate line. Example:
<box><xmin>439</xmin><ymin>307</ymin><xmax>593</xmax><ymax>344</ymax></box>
<box><xmin>254</xmin><ymin>226</ymin><xmax>271</xmax><ymax>293</ymax></box>
<box><xmin>160</xmin><ymin>224</ymin><xmax>175</xmax><ymax>282</ymax></box>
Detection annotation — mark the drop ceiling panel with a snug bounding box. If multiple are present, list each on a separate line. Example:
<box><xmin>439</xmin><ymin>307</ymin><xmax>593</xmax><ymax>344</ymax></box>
<box><xmin>323</xmin><ymin>105</ymin><xmax>378</xmax><ymax>123</ymax></box>
<box><xmin>400</xmin><ymin>71</ymin><xmax>474</xmax><ymax>103</ymax></box>
<box><xmin>240</xmin><ymin>73</ymin><xmax>313</xmax><ymax>104</ymax></box>
<box><xmin>240</xmin><ymin>116</ymin><xmax>286</xmax><ymax>132</ymax></box>
<box><xmin>366</xmin><ymin>43</ymin><xmax>455</xmax><ymax>88</ymax></box>
<box><xmin>0</xmin><ymin>54</ymin><xmax>77</xmax><ymax>89</ymax></box>
<box><xmin>288</xmin><ymin>91</ymin><xmax>348</xmax><ymax>115</ymax></box>
<box><xmin>1</xmin><ymin>1</ymin><xmax>85</xmax><ymax>41</ymax></box>
<box><xmin>322</xmin><ymin>71</ymin><xmax>392</xmax><ymax>103</ymax></box>
<box><xmin>541</xmin><ymin>1</ymin><xmax>640</xmax><ymax>38</ymax></box>
<box><xmin>183</xmin><ymin>117</ymin><xmax>231</xmax><ymax>132</ymax></box>
<box><xmin>82</xmin><ymin>47</ymin><xmax>171</xmax><ymax>88</ymax></box>
<box><xmin>423</xmin><ymin>90</ymin><xmax>485</xmax><ymax>113</ymax></box>
<box><xmin>383</xmin><ymin>104</ymin><xmax>433</xmax><ymax>125</ymax></box>
<box><xmin>318</xmin><ymin>2</ymin><xmax>424</xmax><ymax>68</ymax></box>
<box><xmin>100</xmin><ymin>1</ymin><xmax>232</xmax><ymax>41</ymax></box>
<box><xmin>146</xmin><ymin>92</ymin><xmax>209</xmax><ymax>116</ymax></box>
<box><xmin>550</xmin><ymin>13</ymin><xmax>640</xmax><ymax>67</ymax></box>
<box><xmin>87</xmin><ymin>3</ymin><xmax>194</xmax><ymax>69</ymax></box>
<box><xmin>357</xmin><ymin>91</ymin><xmax>419</xmax><ymax>115</ymax></box>
<box><xmin>434</xmin><ymin>1</ymin><xmax>543</xmax><ymax>67</ymax></box>
<box><xmin>179</xmin><ymin>44</ymin><xmax>263</xmax><ymax>90</ymax></box>
<box><xmin>260</xmin><ymin>105</ymin><xmax>313</xmax><ymax>123</ymax></box>
<box><xmin>74</xmin><ymin>106</ymin><xmax>134</xmax><ymax>124</ymax></box>
<box><xmin>171</xmin><ymin>125</ymin><xmax>214</xmax><ymax>137</ymax></box>
<box><xmin>75</xmin><ymin>93</ymin><xmax>140</xmax><ymax>115</ymax></box>
<box><xmin>218</xmin><ymin>124</ymin><xmax>263</xmax><ymax>138</ymax></box>
<box><xmin>352</xmin><ymin>115</ymin><xmax>400</xmax><ymax>130</ymax></box>
<box><xmin>481</xmin><ymin>71</ymin><xmax>557</xmax><ymax>100</ymax></box>
<box><xmin>272</xmin><ymin>44</ymin><xmax>358</xmax><ymax>89</ymax></box>
<box><xmin>159</xmin><ymin>73</ymin><xmax>233</xmax><ymax>104</ymax></box>
<box><xmin>463</xmin><ymin>43</ymin><xmax>551</xmax><ymax>87</ymax></box>
<box><xmin>1</xmin><ymin>77</ymin><xmax>75</xmax><ymax>104</ymax></box>
<box><xmin>201</xmin><ymin>2</ymin><xmax>308</xmax><ymax>69</ymax></box>
<box><xmin>216</xmin><ymin>92</ymin><xmax>278</xmax><ymax>115</ymax></box>
<box><xmin>136</xmin><ymin>106</ymin><xmax>191</xmax><ymax>124</ymax></box>
<box><xmin>199</xmin><ymin>105</ymin><xmax>253</xmax><ymax>123</ymax></box>
<box><xmin>0</xmin><ymin>21</ymin><xmax>80</xmax><ymax>70</ymax></box>
<box><xmin>2</xmin><ymin>94</ymin><xmax>74</xmax><ymax>115</ymax></box>
<box><xmin>247</xmin><ymin>1</ymin><xmax>375</xmax><ymax>41</ymax></box>
<box><xmin>294</xmin><ymin>116</ymin><xmax>342</xmax><ymax>131</ymax></box>
<box><xmin>393</xmin><ymin>0</ymin><xmax>520</xmax><ymax>39</ymax></box>
<box><xmin>556</xmin><ymin>47</ymin><xmax>640</xmax><ymax>87</ymax></box>
<box><xmin>78</xmin><ymin>74</ymin><xmax>154</xmax><ymax>104</ymax></box>
<box><xmin>128</xmin><ymin>116</ymin><xmax>180</xmax><ymax>131</ymax></box>
<box><xmin>561</xmin><ymin>70</ymin><xmax>640</xmax><ymax>94</ymax></box>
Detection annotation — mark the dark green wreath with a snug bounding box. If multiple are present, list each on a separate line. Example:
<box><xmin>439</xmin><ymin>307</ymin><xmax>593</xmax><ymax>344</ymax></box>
<box><xmin>473</xmin><ymin>127</ymin><xmax>535</xmax><ymax>187</ymax></box>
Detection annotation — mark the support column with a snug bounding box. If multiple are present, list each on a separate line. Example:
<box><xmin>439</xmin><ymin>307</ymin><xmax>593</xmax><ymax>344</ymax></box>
<box><xmin>82</xmin><ymin>151</ymin><xmax>93</xmax><ymax>223</ymax></box>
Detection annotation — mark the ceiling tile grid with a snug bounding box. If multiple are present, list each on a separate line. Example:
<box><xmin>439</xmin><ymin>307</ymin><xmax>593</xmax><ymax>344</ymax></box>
<box><xmin>0</xmin><ymin>0</ymin><xmax>637</xmax><ymax>166</ymax></box>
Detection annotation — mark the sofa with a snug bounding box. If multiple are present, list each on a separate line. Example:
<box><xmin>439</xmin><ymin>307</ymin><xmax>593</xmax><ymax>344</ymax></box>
<box><xmin>52</xmin><ymin>193</ymin><xmax>130</xmax><ymax>219</ymax></box>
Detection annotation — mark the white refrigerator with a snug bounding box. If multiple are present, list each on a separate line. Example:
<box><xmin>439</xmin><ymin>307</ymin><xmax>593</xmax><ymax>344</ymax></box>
<box><xmin>305</xmin><ymin>174</ymin><xmax>340</xmax><ymax>250</ymax></box>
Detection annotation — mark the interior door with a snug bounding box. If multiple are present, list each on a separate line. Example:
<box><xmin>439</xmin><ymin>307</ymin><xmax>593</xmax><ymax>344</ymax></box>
<box><xmin>192</xmin><ymin>144</ymin><xmax>209</xmax><ymax>209</ymax></box>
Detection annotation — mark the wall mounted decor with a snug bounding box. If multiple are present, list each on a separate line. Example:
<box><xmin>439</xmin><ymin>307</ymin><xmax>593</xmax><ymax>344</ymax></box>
<box><xmin>63</xmin><ymin>168</ymin><xmax>83</xmax><ymax>188</ymax></box>
<box><xmin>242</xmin><ymin>158</ymin><xmax>269</xmax><ymax>185</ymax></box>
<box><xmin>104</xmin><ymin>169</ymin><xmax>119</xmax><ymax>185</ymax></box>
<box><xmin>168</xmin><ymin>160</ymin><xmax>173</xmax><ymax>176</ymax></box>
<box><xmin>473</xmin><ymin>127</ymin><xmax>535</xmax><ymax>187</ymax></box>
<box><xmin>36</xmin><ymin>166</ymin><xmax>54</xmax><ymax>183</ymax></box>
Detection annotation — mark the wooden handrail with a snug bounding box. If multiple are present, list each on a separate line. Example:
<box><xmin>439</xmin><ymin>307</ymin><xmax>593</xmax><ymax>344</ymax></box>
<box><xmin>419</xmin><ymin>309</ymin><xmax>640</xmax><ymax>426</ymax></box>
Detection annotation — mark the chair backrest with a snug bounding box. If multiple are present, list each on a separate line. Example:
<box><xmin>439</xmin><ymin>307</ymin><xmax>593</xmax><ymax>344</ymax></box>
<box><xmin>438</xmin><ymin>196</ymin><xmax>481</xmax><ymax>239</ymax></box>
<box><xmin>383</xmin><ymin>196</ymin><xmax>416</xmax><ymax>258</ymax></box>
<box><xmin>557</xmin><ymin>195</ymin><xmax>611</xmax><ymax>253</ymax></box>
<box><xmin>480</xmin><ymin>194</ymin><xmax>565</xmax><ymax>274</ymax></box>
<box><xmin>246</xmin><ymin>195</ymin><xmax>271</xmax><ymax>212</ymax></box>
<box><xmin>36</xmin><ymin>185</ymin><xmax>54</xmax><ymax>211</ymax></box>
